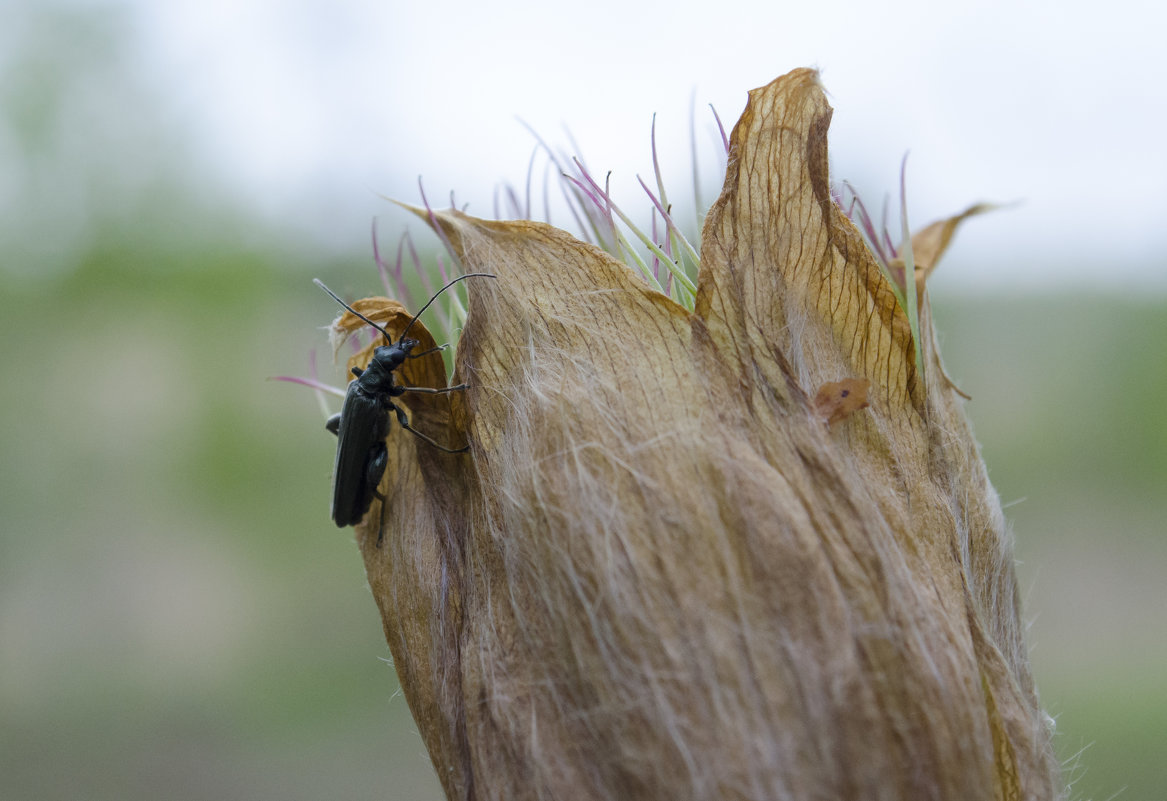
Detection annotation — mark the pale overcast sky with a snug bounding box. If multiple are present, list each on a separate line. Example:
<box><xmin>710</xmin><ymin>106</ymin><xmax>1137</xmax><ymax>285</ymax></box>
<box><xmin>21</xmin><ymin>0</ymin><xmax>1167</xmax><ymax>287</ymax></box>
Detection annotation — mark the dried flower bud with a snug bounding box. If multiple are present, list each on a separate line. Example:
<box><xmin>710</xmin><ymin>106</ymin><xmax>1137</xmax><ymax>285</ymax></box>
<box><xmin>341</xmin><ymin>68</ymin><xmax>1059</xmax><ymax>800</ymax></box>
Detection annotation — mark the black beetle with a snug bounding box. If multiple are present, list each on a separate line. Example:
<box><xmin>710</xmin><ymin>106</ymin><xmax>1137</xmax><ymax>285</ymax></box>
<box><xmin>314</xmin><ymin>274</ymin><xmax>494</xmax><ymax>529</ymax></box>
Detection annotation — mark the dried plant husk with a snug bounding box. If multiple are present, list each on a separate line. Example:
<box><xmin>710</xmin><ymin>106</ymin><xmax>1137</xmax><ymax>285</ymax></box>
<box><xmin>342</xmin><ymin>68</ymin><xmax>1060</xmax><ymax>800</ymax></box>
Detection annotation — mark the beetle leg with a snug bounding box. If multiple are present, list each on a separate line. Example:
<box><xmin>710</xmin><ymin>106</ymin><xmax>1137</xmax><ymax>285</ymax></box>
<box><xmin>363</xmin><ymin>445</ymin><xmax>388</xmax><ymax>547</ymax></box>
<box><xmin>325</xmin><ymin>413</ymin><xmax>341</xmax><ymax>436</ymax></box>
<box><xmin>364</xmin><ymin>444</ymin><xmax>388</xmax><ymax>501</ymax></box>
<box><xmin>372</xmin><ymin>487</ymin><xmax>388</xmax><ymax>547</ymax></box>
<box><xmin>357</xmin><ymin>442</ymin><xmax>388</xmax><ymax>538</ymax></box>
<box><xmin>391</xmin><ymin>401</ymin><xmax>470</xmax><ymax>454</ymax></box>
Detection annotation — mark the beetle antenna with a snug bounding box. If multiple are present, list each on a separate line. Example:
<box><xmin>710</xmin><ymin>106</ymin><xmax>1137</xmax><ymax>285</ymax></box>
<box><xmin>400</xmin><ymin>272</ymin><xmax>496</xmax><ymax>340</ymax></box>
<box><xmin>313</xmin><ymin>279</ymin><xmax>395</xmax><ymax>343</ymax></box>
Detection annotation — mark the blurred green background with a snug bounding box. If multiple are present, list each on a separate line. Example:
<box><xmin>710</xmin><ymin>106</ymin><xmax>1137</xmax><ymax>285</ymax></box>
<box><xmin>2</xmin><ymin>5</ymin><xmax>1164</xmax><ymax>801</ymax></box>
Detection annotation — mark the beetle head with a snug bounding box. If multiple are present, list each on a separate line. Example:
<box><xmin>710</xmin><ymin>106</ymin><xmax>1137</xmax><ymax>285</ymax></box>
<box><xmin>371</xmin><ymin>338</ymin><xmax>418</xmax><ymax>372</ymax></box>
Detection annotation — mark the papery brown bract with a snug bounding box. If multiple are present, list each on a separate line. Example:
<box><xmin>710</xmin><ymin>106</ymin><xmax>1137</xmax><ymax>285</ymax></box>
<box><xmin>349</xmin><ymin>69</ymin><xmax>1061</xmax><ymax>801</ymax></box>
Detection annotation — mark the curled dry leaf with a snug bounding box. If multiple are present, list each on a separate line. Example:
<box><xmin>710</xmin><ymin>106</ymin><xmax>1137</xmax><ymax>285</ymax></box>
<box><xmin>889</xmin><ymin>202</ymin><xmax>1001</xmax><ymax>306</ymax></box>
<box><xmin>344</xmin><ymin>69</ymin><xmax>1060</xmax><ymax>800</ymax></box>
